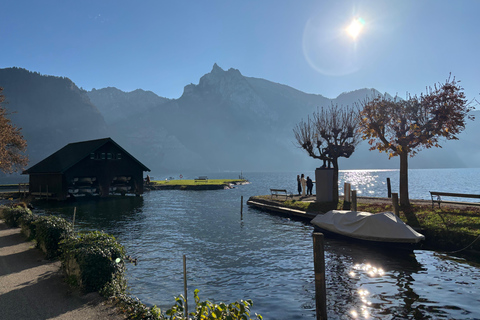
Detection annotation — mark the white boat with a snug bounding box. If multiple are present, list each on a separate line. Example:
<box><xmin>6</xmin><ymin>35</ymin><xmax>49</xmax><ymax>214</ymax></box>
<box><xmin>311</xmin><ymin>210</ymin><xmax>425</xmax><ymax>244</ymax></box>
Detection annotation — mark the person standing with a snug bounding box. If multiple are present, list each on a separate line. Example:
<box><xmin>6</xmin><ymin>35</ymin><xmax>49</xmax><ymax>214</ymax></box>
<box><xmin>297</xmin><ymin>175</ymin><xmax>302</xmax><ymax>195</ymax></box>
<box><xmin>301</xmin><ymin>174</ymin><xmax>306</xmax><ymax>196</ymax></box>
<box><xmin>306</xmin><ymin>176</ymin><xmax>313</xmax><ymax>195</ymax></box>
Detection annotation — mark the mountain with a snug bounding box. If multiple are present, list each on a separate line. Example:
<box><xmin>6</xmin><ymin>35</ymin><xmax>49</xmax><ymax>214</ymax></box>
<box><xmin>87</xmin><ymin>87</ymin><xmax>170</xmax><ymax>125</ymax></box>
<box><xmin>1</xmin><ymin>65</ymin><xmax>478</xmax><ymax>177</ymax></box>
<box><xmin>0</xmin><ymin>67</ymin><xmax>108</xmax><ymax>166</ymax></box>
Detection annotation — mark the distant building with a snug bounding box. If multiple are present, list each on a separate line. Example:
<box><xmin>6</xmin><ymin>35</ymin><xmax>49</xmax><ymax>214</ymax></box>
<box><xmin>23</xmin><ymin>138</ymin><xmax>150</xmax><ymax>200</ymax></box>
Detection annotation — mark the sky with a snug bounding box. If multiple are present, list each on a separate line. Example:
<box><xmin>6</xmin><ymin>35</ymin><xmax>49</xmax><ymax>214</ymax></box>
<box><xmin>1</xmin><ymin>0</ymin><xmax>479</xmax><ymax>102</ymax></box>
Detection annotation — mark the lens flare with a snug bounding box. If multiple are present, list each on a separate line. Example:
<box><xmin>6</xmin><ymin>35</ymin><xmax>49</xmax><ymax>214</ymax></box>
<box><xmin>346</xmin><ymin>17</ymin><xmax>365</xmax><ymax>40</ymax></box>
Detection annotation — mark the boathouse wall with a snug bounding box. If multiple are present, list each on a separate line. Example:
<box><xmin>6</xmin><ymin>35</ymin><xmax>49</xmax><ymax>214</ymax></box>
<box><xmin>24</xmin><ymin>138</ymin><xmax>149</xmax><ymax>200</ymax></box>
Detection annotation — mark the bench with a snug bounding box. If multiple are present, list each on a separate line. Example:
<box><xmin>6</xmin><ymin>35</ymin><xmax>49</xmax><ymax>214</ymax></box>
<box><xmin>430</xmin><ymin>191</ymin><xmax>480</xmax><ymax>208</ymax></box>
<box><xmin>270</xmin><ymin>188</ymin><xmax>293</xmax><ymax>200</ymax></box>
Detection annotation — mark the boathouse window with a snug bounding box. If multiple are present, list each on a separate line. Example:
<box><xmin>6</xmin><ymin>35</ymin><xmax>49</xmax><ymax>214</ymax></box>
<box><xmin>90</xmin><ymin>153</ymin><xmax>95</xmax><ymax>160</ymax></box>
<box><xmin>101</xmin><ymin>153</ymin><xmax>106</xmax><ymax>160</ymax></box>
<box><xmin>107</xmin><ymin>153</ymin><xmax>112</xmax><ymax>160</ymax></box>
<box><xmin>117</xmin><ymin>153</ymin><xmax>122</xmax><ymax>160</ymax></box>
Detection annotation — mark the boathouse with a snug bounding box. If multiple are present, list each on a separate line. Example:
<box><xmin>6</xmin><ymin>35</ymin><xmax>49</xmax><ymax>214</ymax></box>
<box><xmin>23</xmin><ymin>138</ymin><xmax>150</xmax><ymax>200</ymax></box>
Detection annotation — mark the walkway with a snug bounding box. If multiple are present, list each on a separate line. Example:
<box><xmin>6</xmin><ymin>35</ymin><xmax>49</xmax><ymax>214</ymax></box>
<box><xmin>0</xmin><ymin>221</ymin><xmax>125</xmax><ymax>320</ymax></box>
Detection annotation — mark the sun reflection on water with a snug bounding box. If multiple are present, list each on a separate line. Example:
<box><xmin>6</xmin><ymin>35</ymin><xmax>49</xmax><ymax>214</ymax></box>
<box><xmin>347</xmin><ymin>263</ymin><xmax>387</xmax><ymax>319</ymax></box>
<box><xmin>340</xmin><ymin>169</ymin><xmax>397</xmax><ymax>197</ymax></box>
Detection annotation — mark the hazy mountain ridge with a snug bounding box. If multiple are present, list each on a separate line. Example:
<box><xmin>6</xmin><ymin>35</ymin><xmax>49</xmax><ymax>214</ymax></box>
<box><xmin>87</xmin><ymin>87</ymin><xmax>171</xmax><ymax>125</ymax></box>
<box><xmin>1</xmin><ymin>65</ymin><xmax>478</xmax><ymax>175</ymax></box>
<box><xmin>0</xmin><ymin>67</ymin><xmax>108</xmax><ymax>166</ymax></box>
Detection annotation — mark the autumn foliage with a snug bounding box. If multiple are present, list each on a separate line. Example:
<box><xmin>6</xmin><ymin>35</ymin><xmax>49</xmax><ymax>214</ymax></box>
<box><xmin>0</xmin><ymin>87</ymin><xmax>28</xmax><ymax>173</ymax></box>
<box><xmin>360</xmin><ymin>77</ymin><xmax>474</xmax><ymax>159</ymax></box>
<box><xmin>359</xmin><ymin>76</ymin><xmax>475</xmax><ymax>209</ymax></box>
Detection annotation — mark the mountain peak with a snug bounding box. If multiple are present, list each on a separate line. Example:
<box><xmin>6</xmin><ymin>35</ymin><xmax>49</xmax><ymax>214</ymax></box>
<box><xmin>211</xmin><ymin>63</ymin><xmax>223</xmax><ymax>74</ymax></box>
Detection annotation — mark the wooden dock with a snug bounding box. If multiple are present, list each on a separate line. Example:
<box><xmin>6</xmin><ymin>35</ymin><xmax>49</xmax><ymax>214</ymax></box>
<box><xmin>246</xmin><ymin>197</ymin><xmax>317</xmax><ymax>221</ymax></box>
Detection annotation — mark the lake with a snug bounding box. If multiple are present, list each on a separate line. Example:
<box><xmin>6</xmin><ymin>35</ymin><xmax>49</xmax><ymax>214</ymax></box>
<box><xmin>35</xmin><ymin>169</ymin><xmax>480</xmax><ymax>320</ymax></box>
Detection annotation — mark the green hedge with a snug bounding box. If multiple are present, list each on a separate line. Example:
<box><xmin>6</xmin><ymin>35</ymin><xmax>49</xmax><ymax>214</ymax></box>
<box><xmin>35</xmin><ymin>215</ymin><xmax>73</xmax><ymax>259</ymax></box>
<box><xmin>2</xmin><ymin>206</ymin><xmax>32</xmax><ymax>227</ymax></box>
<box><xmin>60</xmin><ymin>231</ymin><xmax>127</xmax><ymax>293</ymax></box>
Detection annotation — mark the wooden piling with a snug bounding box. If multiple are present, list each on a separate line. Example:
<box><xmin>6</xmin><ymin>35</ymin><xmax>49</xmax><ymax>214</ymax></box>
<box><xmin>183</xmin><ymin>255</ymin><xmax>188</xmax><ymax>318</ymax></box>
<box><xmin>387</xmin><ymin>178</ymin><xmax>392</xmax><ymax>198</ymax></box>
<box><xmin>313</xmin><ymin>232</ymin><xmax>327</xmax><ymax>320</ymax></box>
<box><xmin>73</xmin><ymin>207</ymin><xmax>76</xmax><ymax>231</ymax></box>
<box><xmin>392</xmin><ymin>193</ymin><xmax>399</xmax><ymax>216</ymax></box>
<box><xmin>343</xmin><ymin>183</ymin><xmax>351</xmax><ymax>210</ymax></box>
<box><xmin>351</xmin><ymin>190</ymin><xmax>357</xmax><ymax>212</ymax></box>
<box><xmin>241</xmin><ymin>196</ymin><xmax>243</xmax><ymax>220</ymax></box>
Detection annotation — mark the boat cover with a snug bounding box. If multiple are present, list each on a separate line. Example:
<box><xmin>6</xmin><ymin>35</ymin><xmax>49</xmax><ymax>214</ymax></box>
<box><xmin>311</xmin><ymin>210</ymin><xmax>425</xmax><ymax>243</ymax></box>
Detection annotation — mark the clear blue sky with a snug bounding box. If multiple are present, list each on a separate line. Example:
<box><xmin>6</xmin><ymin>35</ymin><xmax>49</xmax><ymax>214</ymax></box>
<box><xmin>2</xmin><ymin>0</ymin><xmax>479</xmax><ymax>102</ymax></box>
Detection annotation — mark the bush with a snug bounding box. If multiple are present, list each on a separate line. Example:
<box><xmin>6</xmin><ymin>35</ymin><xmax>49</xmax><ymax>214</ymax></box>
<box><xmin>35</xmin><ymin>215</ymin><xmax>73</xmax><ymax>259</ymax></box>
<box><xmin>19</xmin><ymin>211</ymin><xmax>39</xmax><ymax>240</ymax></box>
<box><xmin>60</xmin><ymin>231</ymin><xmax>127</xmax><ymax>293</ymax></box>
<box><xmin>165</xmin><ymin>289</ymin><xmax>263</xmax><ymax>320</ymax></box>
<box><xmin>3</xmin><ymin>205</ymin><xmax>32</xmax><ymax>227</ymax></box>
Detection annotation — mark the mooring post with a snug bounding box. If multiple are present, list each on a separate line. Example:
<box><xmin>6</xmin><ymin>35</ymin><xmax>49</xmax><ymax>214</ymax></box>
<box><xmin>72</xmin><ymin>207</ymin><xmax>76</xmax><ymax>231</ymax></box>
<box><xmin>343</xmin><ymin>183</ymin><xmax>351</xmax><ymax>210</ymax></box>
<box><xmin>313</xmin><ymin>232</ymin><xmax>327</xmax><ymax>320</ymax></box>
<box><xmin>392</xmin><ymin>193</ymin><xmax>399</xmax><ymax>216</ymax></box>
<box><xmin>241</xmin><ymin>196</ymin><xmax>243</xmax><ymax>220</ymax></box>
<box><xmin>387</xmin><ymin>178</ymin><xmax>392</xmax><ymax>198</ymax></box>
<box><xmin>183</xmin><ymin>255</ymin><xmax>188</xmax><ymax>318</ymax></box>
<box><xmin>351</xmin><ymin>190</ymin><xmax>357</xmax><ymax>212</ymax></box>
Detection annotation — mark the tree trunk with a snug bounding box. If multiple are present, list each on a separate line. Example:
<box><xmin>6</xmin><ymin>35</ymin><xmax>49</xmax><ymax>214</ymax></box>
<box><xmin>399</xmin><ymin>151</ymin><xmax>420</xmax><ymax>226</ymax></box>
<box><xmin>399</xmin><ymin>151</ymin><xmax>410</xmax><ymax>207</ymax></box>
<box><xmin>332</xmin><ymin>158</ymin><xmax>339</xmax><ymax>203</ymax></box>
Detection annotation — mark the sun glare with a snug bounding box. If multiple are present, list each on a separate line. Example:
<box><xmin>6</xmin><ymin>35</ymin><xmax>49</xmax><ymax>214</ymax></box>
<box><xmin>346</xmin><ymin>17</ymin><xmax>365</xmax><ymax>40</ymax></box>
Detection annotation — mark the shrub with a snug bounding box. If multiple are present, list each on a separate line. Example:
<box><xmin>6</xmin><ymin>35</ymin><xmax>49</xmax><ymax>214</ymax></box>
<box><xmin>35</xmin><ymin>215</ymin><xmax>73</xmax><ymax>259</ymax></box>
<box><xmin>3</xmin><ymin>205</ymin><xmax>32</xmax><ymax>227</ymax></box>
<box><xmin>166</xmin><ymin>289</ymin><xmax>263</xmax><ymax>320</ymax></box>
<box><xmin>60</xmin><ymin>231</ymin><xmax>127</xmax><ymax>293</ymax></box>
<box><xmin>19</xmin><ymin>211</ymin><xmax>39</xmax><ymax>240</ymax></box>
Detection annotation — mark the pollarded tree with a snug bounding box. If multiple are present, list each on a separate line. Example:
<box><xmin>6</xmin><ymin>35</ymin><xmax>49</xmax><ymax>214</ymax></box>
<box><xmin>294</xmin><ymin>104</ymin><xmax>361</xmax><ymax>203</ymax></box>
<box><xmin>359</xmin><ymin>77</ymin><xmax>475</xmax><ymax>210</ymax></box>
<box><xmin>0</xmin><ymin>87</ymin><xmax>28</xmax><ymax>173</ymax></box>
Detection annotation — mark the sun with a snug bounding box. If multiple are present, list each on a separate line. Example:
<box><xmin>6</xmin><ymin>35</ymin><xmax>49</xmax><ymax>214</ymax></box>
<box><xmin>346</xmin><ymin>17</ymin><xmax>365</xmax><ymax>40</ymax></box>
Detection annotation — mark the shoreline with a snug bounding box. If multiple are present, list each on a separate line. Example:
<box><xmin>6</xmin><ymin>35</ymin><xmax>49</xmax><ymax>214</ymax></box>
<box><xmin>247</xmin><ymin>195</ymin><xmax>480</xmax><ymax>263</ymax></box>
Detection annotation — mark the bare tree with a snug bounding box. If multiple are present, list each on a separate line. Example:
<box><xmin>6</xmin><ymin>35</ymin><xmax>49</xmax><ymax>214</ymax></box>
<box><xmin>0</xmin><ymin>87</ymin><xmax>28</xmax><ymax>174</ymax></box>
<box><xmin>294</xmin><ymin>104</ymin><xmax>361</xmax><ymax>203</ymax></box>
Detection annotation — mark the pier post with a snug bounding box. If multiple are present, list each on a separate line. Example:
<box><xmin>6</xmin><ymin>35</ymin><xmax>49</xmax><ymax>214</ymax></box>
<box><xmin>241</xmin><ymin>196</ymin><xmax>243</xmax><ymax>220</ymax></box>
<box><xmin>392</xmin><ymin>193</ymin><xmax>399</xmax><ymax>216</ymax></box>
<box><xmin>183</xmin><ymin>255</ymin><xmax>188</xmax><ymax>318</ymax></box>
<box><xmin>313</xmin><ymin>232</ymin><xmax>327</xmax><ymax>320</ymax></box>
<box><xmin>387</xmin><ymin>178</ymin><xmax>392</xmax><ymax>198</ymax></box>
<box><xmin>351</xmin><ymin>190</ymin><xmax>357</xmax><ymax>212</ymax></box>
<box><xmin>72</xmin><ymin>207</ymin><xmax>76</xmax><ymax>231</ymax></box>
<box><xmin>343</xmin><ymin>183</ymin><xmax>351</xmax><ymax>210</ymax></box>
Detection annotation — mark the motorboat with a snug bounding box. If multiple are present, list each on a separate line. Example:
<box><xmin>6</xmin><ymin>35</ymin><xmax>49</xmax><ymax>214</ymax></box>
<box><xmin>311</xmin><ymin>210</ymin><xmax>425</xmax><ymax>245</ymax></box>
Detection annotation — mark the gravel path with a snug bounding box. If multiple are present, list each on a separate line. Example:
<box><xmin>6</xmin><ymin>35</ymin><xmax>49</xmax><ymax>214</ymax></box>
<box><xmin>0</xmin><ymin>221</ymin><xmax>125</xmax><ymax>320</ymax></box>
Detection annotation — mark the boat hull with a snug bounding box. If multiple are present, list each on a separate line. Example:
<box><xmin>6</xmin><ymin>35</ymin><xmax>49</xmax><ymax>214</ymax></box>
<box><xmin>311</xmin><ymin>210</ymin><xmax>425</xmax><ymax>247</ymax></box>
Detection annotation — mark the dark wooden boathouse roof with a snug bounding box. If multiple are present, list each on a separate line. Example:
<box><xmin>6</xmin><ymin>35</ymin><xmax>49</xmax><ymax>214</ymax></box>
<box><xmin>23</xmin><ymin>137</ymin><xmax>150</xmax><ymax>174</ymax></box>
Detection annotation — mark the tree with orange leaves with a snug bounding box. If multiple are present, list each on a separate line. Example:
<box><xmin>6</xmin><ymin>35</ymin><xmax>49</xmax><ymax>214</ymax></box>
<box><xmin>359</xmin><ymin>76</ymin><xmax>475</xmax><ymax>214</ymax></box>
<box><xmin>0</xmin><ymin>87</ymin><xmax>28</xmax><ymax>173</ymax></box>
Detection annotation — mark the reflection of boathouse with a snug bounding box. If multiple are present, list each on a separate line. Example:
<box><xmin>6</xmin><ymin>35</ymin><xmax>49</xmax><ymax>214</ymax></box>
<box><xmin>23</xmin><ymin>138</ymin><xmax>150</xmax><ymax>200</ymax></box>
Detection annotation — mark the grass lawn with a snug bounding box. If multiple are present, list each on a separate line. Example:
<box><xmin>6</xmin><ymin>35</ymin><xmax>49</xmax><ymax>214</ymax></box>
<box><xmin>151</xmin><ymin>179</ymin><xmax>247</xmax><ymax>186</ymax></box>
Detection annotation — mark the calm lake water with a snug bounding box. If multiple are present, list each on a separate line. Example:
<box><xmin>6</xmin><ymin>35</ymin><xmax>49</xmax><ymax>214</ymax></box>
<box><xmin>35</xmin><ymin>169</ymin><xmax>480</xmax><ymax>320</ymax></box>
